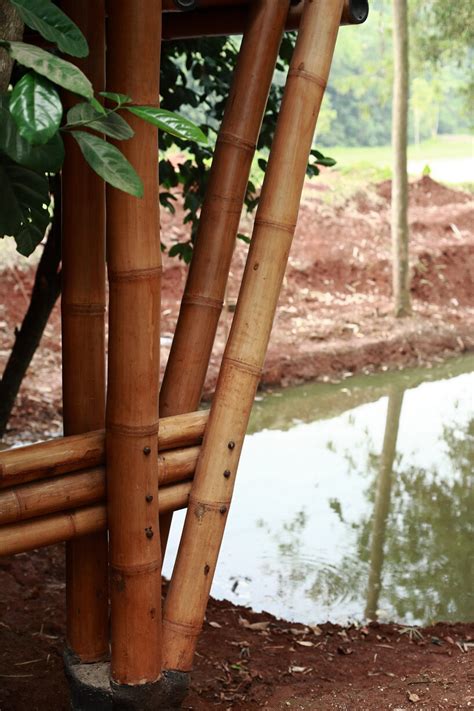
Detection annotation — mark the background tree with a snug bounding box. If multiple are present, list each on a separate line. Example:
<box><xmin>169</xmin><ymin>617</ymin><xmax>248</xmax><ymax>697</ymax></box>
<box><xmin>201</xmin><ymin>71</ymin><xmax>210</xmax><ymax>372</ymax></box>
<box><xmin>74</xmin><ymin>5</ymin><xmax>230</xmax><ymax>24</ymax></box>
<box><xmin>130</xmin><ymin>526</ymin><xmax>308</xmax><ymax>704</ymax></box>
<box><xmin>391</xmin><ymin>0</ymin><xmax>411</xmax><ymax>318</ymax></box>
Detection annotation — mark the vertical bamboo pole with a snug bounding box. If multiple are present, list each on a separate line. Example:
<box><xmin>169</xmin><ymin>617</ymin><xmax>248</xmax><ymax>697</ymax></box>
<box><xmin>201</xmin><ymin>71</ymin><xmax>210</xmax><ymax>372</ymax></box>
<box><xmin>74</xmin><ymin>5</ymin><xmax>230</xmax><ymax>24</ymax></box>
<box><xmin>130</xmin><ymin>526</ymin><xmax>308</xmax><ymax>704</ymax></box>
<box><xmin>159</xmin><ymin>0</ymin><xmax>290</xmax><ymax>549</ymax></box>
<box><xmin>365</xmin><ymin>386</ymin><xmax>404</xmax><ymax>621</ymax></box>
<box><xmin>162</xmin><ymin>0</ymin><xmax>344</xmax><ymax>672</ymax></box>
<box><xmin>61</xmin><ymin>0</ymin><xmax>108</xmax><ymax>662</ymax></box>
<box><xmin>106</xmin><ymin>0</ymin><xmax>163</xmax><ymax>685</ymax></box>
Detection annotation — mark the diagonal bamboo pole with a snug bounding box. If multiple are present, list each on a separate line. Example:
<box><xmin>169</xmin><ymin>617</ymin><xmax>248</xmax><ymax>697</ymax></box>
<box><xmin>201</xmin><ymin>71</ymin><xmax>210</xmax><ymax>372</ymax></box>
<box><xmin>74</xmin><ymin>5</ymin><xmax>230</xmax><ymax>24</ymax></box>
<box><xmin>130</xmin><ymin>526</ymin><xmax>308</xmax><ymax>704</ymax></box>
<box><xmin>61</xmin><ymin>0</ymin><xmax>108</xmax><ymax>663</ymax></box>
<box><xmin>105</xmin><ymin>0</ymin><xmax>163</xmax><ymax>686</ymax></box>
<box><xmin>162</xmin><ymin>0</ymin><xmax>345</xmax><ymax>672</ymax></box>
<box><xmin>159</xmin><ymin>0</ymin><xmax>290</xmax><ymax>549</ymax></box>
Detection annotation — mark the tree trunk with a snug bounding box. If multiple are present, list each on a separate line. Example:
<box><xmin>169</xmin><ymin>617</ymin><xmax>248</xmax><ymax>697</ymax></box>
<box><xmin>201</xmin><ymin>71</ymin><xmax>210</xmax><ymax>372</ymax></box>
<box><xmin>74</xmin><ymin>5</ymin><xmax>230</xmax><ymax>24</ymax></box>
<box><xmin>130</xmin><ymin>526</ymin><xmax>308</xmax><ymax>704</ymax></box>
<box><xmin>0</xmin><ymin>0</ymin><xmax>23</xmax><ymax>92</ymax></box>
<box><xmin>391</xmin><ymin>0</ymin><xmax>411</xmax><ymax>317</ymax></box>
<box><xmin>0</xmin><ymin>179</ymin><xmax>61</xmax><ymax>439</ymax></box>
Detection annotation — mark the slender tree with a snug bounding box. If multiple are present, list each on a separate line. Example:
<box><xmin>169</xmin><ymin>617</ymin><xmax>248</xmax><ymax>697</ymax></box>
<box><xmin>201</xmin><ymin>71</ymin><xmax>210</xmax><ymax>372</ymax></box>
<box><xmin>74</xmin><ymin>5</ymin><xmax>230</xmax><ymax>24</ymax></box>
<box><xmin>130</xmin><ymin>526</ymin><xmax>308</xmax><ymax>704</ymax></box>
<box><xmin>391</xmin><ymin>0</ymin><xmax>411</xmax><ymax>317</ymax></box>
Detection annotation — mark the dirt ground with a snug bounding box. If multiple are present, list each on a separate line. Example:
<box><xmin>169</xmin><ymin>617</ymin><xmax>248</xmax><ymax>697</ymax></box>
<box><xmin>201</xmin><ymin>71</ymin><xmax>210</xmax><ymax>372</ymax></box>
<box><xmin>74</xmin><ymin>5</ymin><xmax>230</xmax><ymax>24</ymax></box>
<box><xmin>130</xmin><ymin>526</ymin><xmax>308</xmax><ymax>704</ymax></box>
<box><xmin>0</xmin><ymin>548</ymin><xmax>473</xmax><ymax>711</ymax></box>
<box><xmin>0</xmin><ymin>176</ymin><xmax>473</xmax><ymax>708</ymax></box>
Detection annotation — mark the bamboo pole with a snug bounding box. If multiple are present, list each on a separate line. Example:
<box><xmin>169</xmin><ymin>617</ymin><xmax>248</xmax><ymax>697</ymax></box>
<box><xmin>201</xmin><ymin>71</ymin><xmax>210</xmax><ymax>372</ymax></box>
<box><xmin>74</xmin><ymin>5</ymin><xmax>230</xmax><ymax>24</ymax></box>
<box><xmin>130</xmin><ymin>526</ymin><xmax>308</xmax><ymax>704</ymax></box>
<box><xmin>61</xmin><ymin>0</ymin><xmax>108</xmax><ymax>663</ymax></box>
<box><xmin>0</xmin><ymin>410</ymin><xmax>208</xmax><ymax>489</ymax></box>
<box><xmin>0</xmin><ymin>482</ymin><xmax>191</xmax><ymax>558</ymax></box>
<box><xmin>162</xmin><ymin>0</ymin><xmax>345</xmax><ymax>672</ymax></box>
<box><xmin>159</xmin><ymin>0</ymin><xmax>290</xmax><ymax>549</ymax></box>
<box><xmin>0</xmin><ymin>446</ymin><xmax>200</xmax><ymax>526</ymax></box>
<box><xmin>162</xmin><ymin>0</ymin><xmax>368</xmax><ymax>40</ymax></box>
<box><xmin>106</xmin><ymin>0</ymin><xmax>163</xmax><ymax>685</ymax></box>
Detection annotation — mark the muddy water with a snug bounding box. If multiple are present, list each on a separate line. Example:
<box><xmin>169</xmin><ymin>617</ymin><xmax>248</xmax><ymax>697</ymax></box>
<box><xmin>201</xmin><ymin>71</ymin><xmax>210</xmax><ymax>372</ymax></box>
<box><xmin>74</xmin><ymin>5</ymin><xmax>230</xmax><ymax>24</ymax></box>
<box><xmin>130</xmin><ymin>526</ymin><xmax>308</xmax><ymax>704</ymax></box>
<box><xmin>163</xmin><ymin>356</ymin><xmax>474</xmax><ymax>627</ymax></box>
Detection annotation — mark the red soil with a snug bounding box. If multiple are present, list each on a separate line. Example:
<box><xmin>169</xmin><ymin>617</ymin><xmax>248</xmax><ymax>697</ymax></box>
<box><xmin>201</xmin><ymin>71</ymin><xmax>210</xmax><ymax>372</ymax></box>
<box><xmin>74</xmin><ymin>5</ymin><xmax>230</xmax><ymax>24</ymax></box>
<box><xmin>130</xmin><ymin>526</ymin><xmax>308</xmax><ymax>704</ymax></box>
<box><xmin>0</xmin><ymin>176</ymin><xmax>473</xmax><ymax>708</ymax></box>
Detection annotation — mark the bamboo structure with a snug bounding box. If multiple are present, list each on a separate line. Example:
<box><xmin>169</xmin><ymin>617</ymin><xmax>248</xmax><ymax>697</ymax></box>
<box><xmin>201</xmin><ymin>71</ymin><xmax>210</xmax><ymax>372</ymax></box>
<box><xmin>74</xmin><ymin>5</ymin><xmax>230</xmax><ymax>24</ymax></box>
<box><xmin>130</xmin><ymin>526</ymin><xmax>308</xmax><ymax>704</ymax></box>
<box><xmin>1</xmin><ymin>1</ymin><xmax>368</xmax><ymax>704</ymax></box>
<box><xmin>0</xmin><ymin>410</ymin><xmax>208</xmax><ymax>489</ymax></box>
<box><xmin>0</xmin><ymin>482</ymin><xmax>191</xmax><ymax>558</ymax></box>
<box><xmin>0</xmin><ymin>446</ymin><xmax>199</xmax><ymax>526</ymax></box>
<box><xmin>61</xmin><ymin>0</ymin><xmax>108</xmax><ymax>663</ymax></box>
<box><xmin>162</xmin><ymin>0</ymin><xmax>368</xmax><ymax>40</ymax></box>
<box><xmin>105</xmin><ymin>0</ymin><xmax>163</xmax><ymax>685</ymax></box>
<box><xmin>162</xmin><ymin>0</ymin><xmax>345</xmax><ymax>672</ymax></box>
<box><xmin>159</xmin><ymin>0</ymin><xmax>290</xmax><ymax>549</ymax></box>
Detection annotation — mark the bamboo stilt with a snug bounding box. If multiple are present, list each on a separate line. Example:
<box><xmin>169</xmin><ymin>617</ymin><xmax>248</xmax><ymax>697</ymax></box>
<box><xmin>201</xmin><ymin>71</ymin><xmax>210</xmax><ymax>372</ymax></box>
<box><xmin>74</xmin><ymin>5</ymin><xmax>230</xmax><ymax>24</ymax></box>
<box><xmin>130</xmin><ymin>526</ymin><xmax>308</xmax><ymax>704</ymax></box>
<box><xmin>0</xmin><ymin>446</ymin><xmax>200</xmax><ymax>526</ymax></box>
<box><xmin>159</xmin><ymin>0</ymin><xmax>290</xmax><ymax>549</ymax></box>
<box><xmin>162</xmin><ymin>0</ymin><xmax>368</xmax><ymax>40</ymax></box>
<box><xmin>0</xmin><ymin>410</ymin><xmax>208</xmax><ymax>489</ymax></box>
<box><xmin>162</xmin><ymin>0</ymin><xmax>344</xmax><ymax>672</ymax></box>
<box><xmin>61</xmin><ymin>0</ymin><xmax>108</xmax><ymax>663</ymax></box>
<box><xmin>0</xmin><ymin>482</ymin><xmax>191</xmax><ymax>558</ymax></box>
<box><xmin>106</xmin><ymin>0</ymin><xmax>163</xmax><ymax>685</ymax></box>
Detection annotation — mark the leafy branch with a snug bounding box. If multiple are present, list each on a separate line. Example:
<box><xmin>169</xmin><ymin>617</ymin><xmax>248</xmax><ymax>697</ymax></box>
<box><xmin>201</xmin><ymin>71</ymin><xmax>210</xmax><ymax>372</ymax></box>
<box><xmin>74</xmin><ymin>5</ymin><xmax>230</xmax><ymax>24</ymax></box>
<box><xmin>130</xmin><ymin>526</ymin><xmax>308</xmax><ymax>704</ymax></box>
<box><xmin>0</xmin><ymin>0</ymin><xmax>206</xmax><ymax>256</ymax></box>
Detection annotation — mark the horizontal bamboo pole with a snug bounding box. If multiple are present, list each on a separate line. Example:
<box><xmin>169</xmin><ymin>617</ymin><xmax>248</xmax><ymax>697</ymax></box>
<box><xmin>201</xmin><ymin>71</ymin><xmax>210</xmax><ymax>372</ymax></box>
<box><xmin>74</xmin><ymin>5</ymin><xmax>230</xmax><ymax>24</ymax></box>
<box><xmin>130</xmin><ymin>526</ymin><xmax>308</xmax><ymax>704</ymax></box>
<box><xmin>0</xmin><ymin>446</ymin><xmax>199</xmax><ymax>526</ymax></box>
<box><xmin>0</xmin><ymin>481</ymin><xmax>191</xmax><ymax>558</ymax></box>
<box><xmin>0</xmin><ymin>410</ymin><xmax>208</xmax><ymax>489</ymax></box>
<box><xmin>162</xmin><ymin>0</ymin><xmax>368</xmax><ymax>39</ymax></box>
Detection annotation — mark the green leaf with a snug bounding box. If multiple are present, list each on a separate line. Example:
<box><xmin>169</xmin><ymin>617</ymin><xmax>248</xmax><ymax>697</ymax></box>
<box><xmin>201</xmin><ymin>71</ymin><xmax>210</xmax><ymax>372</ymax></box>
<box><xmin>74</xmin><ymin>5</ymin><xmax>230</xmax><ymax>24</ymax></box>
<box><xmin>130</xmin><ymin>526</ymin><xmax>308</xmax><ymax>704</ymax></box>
<box><xmin>100</xmin><ymin>91</ymin><xmax>133</xmax><ymax>106</ymax></box>
<box><xmin>14</xmin><ymin>223</ymin><xmax>45</xmax><ymax>256</ymax></box>
<box><xmin>71</xmin><ymin>131</ymin><xmax>143</xmax><ymax>197</ymax></box>
<box><xmin>10</xmin><ymin>0</ymin><xmax>88</xmax><ymax>57</ymax></box>
<box><xmin>0</xmin><ymin>157</ymin><xmax>50</xmax><ymax>255</ymax></box>
<box><xmin>9</xmin><ymin>73</ymin><xmax>62</xmax><ymax>145</ymax></box>
<box><xmin>127</xmin><ymin>106</ymin><xmax>207</xmax><ymax>144</ymax></box>
<box><xmin>311</xmin><ymin>148</ymin><xmax>336</xmax><ymax>167</ymax></box>
<box><xmin>66</xmin><ymin>102</ymin><xmax>134</xmax><ymax>140</ymax></box>
<box><xmin>89</xmin><ymin>96</ymin><xmax>106</xmax><ymax>115</ymax></box>
<box><xmin>0</xmin><ymin>98</ymin><xmax>64</xmax><ymax>171</ymax></box>
<box><xmin>1</xmin><ymin>41</ymin><xmax>93</xmax><ymax>98</ymax></box>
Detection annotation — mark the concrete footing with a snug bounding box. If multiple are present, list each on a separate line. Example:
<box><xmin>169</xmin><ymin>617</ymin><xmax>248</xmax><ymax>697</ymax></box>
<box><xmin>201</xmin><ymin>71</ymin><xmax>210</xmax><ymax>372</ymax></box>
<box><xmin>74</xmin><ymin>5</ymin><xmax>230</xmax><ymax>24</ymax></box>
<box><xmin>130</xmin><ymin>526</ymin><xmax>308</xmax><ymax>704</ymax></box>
<box><xmin>64</xmin><ymin>650</ymin><xmax>189</xmax><ymax>711</ymax></box>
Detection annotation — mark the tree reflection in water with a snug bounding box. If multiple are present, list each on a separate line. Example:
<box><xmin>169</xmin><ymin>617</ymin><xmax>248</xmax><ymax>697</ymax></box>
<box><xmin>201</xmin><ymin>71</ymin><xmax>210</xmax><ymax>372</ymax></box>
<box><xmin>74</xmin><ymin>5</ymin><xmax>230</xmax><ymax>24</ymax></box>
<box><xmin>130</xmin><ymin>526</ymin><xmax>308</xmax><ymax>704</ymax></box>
<box><xmin>256</xmin><ymin>379</ymin><xmax>473</xmax><ymax>624</ymax></box>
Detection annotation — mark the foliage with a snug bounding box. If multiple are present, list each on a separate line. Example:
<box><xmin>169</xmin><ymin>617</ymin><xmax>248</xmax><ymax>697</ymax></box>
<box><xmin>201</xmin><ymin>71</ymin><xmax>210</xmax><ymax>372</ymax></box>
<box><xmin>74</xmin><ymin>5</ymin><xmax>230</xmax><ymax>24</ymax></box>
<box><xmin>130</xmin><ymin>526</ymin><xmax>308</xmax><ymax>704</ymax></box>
<box><xmin>0</xmin><ymin>0</ymin><xmax>206</xmax><ymax>256</ymax></box>
<box><xmin>316</xmin><ymin>1</ymin><xmax>472</xmax><ymax>148</ymax></box>
<box><xmin>159</xmin><ymin>35</ymin><xmax>334</xmax><ymax>261</ymax></box>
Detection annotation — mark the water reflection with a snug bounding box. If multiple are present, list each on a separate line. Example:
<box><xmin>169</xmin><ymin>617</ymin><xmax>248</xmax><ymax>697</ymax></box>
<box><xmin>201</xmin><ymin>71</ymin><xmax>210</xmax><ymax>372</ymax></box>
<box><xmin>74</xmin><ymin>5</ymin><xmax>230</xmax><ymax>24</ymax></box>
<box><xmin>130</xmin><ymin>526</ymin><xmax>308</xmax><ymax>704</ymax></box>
<box><xmin>365</xmin><ymin>386</ymin><xmax>404</xmax><ymax>621</ymax></box>
<box><xmin>164</xmin><ymin>356</ymin><xmax>474</xmax><ymax>626</ymax></box>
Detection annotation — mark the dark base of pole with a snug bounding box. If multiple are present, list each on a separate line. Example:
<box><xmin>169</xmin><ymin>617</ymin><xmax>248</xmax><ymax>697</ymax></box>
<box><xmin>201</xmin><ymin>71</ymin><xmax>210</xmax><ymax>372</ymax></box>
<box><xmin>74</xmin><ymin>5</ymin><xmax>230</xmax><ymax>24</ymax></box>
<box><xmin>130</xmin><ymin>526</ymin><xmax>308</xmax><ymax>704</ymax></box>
<box><xmin>64</xmin><ymin>650</ymin><xmax>189</xmax><ymax>710</ymax></box>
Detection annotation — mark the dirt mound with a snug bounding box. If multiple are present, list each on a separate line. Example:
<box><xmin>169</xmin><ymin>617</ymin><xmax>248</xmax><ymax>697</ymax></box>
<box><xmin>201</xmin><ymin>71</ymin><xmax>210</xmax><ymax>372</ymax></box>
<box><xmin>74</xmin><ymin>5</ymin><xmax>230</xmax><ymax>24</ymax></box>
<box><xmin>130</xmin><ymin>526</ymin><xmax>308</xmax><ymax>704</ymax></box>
<box><xmin>377</xmin><ymin>174</ymin><xmax>472</xmax><ymax>207</ymax></box>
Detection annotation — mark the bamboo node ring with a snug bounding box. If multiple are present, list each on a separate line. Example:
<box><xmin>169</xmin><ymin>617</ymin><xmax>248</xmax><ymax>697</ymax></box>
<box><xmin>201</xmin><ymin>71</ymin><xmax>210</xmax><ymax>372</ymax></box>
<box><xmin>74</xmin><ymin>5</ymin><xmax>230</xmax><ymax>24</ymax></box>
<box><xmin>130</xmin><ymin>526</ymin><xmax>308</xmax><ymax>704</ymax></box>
<box><xmin>110</xmin><ymin>560</ymin><xmax>161</xmax><ymax>576</ymax></box>
<box><xmin>182</xmin><ymin>293</ymin><xmax>223</xmax><ymax>310</ymax></box>
<box><xmin>288</xmin><ymin>68</ymin><xmax>327</xmax><ymax>90</ymax></box>
<box><xmin>218</xmin><ymin>131</ymin><xmax>256</xmax><ymax>153</ymax></box>
<box><xmin>224</xmin><ymin>356</ymin><xmax>263</xmax><ymax>378</ymax></box>
<box><xmin>108</xmin><ymin>266</ymin><xmax>162</xmax><ymax>283</ymax></box>
<box><xmin>163</xmin><ymin>618</ymin><xmax>202</xmax><ymax>638</ymax></box>
<box><xmin>61</xmin><ymin>303</ymin><xmax>105</xmax><ymax>316</ymax></box>
<box><xmin>254</xmin><ymin>217</ymin><xmax>296</xmax><ymax>234</ymax></box>
<box><xmin>107</xmin><ymin>422</ymin><xmax>159</xmax><ymax>437</ymax></box>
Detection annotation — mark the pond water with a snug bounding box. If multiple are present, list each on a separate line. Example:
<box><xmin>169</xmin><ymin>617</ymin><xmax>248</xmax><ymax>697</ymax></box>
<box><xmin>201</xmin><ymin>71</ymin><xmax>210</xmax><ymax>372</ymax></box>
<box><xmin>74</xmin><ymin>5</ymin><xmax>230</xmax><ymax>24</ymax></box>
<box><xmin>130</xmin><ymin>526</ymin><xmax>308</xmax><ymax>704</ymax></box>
<box><xmin>163</xmin><ymin>356</ymin><xmax>474</xmax><ymax>627</ymax></box>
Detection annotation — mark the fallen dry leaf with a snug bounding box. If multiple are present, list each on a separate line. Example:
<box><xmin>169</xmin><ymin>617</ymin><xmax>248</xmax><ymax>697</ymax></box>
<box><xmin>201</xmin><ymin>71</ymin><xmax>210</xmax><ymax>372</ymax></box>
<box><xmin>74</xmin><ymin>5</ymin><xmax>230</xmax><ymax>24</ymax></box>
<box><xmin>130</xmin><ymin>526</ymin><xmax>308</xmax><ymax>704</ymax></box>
<box><xmin>296</xmin><ymin>640</ymin><xmax>316</xmax><ymax>648</ymax></box>
<box><xmin>238</xmin><ymin>617</ymin><xmax>270</xmax><ymax>631</ymax></box>
<box><xmin>208</xmin><ymin>621</ymin><xmax>221</xmax><ymax>629</ymax></box>
<box><xmin>407</xmin><ymin>691</ymin><xmax>420</xmax><ymax>703</ymax></box>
